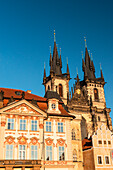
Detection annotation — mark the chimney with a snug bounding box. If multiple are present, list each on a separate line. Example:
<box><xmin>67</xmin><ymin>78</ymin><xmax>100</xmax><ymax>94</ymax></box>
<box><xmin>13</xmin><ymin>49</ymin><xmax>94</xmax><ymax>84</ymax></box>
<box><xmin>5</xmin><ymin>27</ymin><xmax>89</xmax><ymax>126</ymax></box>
<box><xmin>26</xmin><ymin>90</ymin><xmax>31</xmax><ymax>94</ymax></box>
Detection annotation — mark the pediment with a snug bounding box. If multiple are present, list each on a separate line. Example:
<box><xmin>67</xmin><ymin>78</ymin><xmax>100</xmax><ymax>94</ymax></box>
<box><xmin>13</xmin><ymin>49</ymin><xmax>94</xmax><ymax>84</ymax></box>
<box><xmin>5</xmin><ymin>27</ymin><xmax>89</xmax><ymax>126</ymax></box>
<box><xmin>0</xmin><ymin>99</ymin><xmax>47</xmax><ymax>117</ymax></box>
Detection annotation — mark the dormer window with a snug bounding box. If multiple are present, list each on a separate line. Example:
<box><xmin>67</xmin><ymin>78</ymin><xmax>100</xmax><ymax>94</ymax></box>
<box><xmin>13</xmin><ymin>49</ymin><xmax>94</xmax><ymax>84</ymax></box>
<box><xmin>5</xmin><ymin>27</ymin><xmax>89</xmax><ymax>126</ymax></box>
<box><xmin>51</xmin><ymin>103</ymin><xmax>56</xmax><ymax>109</ymax></box>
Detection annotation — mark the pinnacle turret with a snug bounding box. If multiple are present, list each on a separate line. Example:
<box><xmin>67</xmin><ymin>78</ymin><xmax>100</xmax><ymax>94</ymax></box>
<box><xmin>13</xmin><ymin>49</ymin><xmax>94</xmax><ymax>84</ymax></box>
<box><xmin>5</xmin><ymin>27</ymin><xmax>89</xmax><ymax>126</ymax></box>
<box><xmin>43</xmin><ymin>63</ymin><xmax>46</xmax><ymax>84</ymax></box>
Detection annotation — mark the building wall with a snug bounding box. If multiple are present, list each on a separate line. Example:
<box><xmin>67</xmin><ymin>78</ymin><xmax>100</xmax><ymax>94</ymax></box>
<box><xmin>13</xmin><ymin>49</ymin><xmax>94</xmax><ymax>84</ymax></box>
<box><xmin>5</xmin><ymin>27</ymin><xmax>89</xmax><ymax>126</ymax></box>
<box><xmin>83</xmin><ymin>148</ymin><xmax>95</xmax><ymax>170</ymax></box>
<box><xmin>92</xmin><ymin>124</ymin><xmax>113</xmax><ymax>169</ymax></box>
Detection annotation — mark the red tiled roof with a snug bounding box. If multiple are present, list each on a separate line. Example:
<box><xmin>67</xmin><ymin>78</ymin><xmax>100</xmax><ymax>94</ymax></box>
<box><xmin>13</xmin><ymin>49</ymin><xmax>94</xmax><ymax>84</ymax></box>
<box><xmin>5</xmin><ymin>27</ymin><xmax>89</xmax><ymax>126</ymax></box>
<box><xmin>0</xmin><ymin>87</ymin><xmax>47</xmax><ymax>102</ymax></box>
<box><xmin>0</xmin><ymin>87</ymin><xmax>73</xmax><ymax>117</ymax></box>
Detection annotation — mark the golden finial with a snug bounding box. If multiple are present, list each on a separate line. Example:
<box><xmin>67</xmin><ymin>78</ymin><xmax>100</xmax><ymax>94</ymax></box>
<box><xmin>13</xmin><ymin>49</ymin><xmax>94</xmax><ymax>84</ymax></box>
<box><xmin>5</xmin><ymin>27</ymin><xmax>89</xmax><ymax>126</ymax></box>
<box><xmin>84</xmin><ymin>36</ymin><xmax>87</xmax><ymax>48</ymax></box>
<box><xmin>54</xmin><ymin>30</ymin><xmax>56</xmax><ymax>42</ymax></box>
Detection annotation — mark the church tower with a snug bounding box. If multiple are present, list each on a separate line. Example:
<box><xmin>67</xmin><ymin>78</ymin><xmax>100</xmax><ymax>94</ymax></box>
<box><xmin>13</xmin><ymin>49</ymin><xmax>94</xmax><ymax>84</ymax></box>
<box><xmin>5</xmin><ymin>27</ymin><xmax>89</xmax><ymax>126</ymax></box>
<box><xmin>43</xmin><ymin>32</ymin><xmax>70</xmax><ymax>105</ymax></box>
<box><xmin>68</xmin><ymin>39</ymin><xmax>112</xmax><ymax>139</ymax></box>
<box><xmin>82</xmin><ymin>41</ymin><xmax>106</xmax><ymax>109</ymax></box>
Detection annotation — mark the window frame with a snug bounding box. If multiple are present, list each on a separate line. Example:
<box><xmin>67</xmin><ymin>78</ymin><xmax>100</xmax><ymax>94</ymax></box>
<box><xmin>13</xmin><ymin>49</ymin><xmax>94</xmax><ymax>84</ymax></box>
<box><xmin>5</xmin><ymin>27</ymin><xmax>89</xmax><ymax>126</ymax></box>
<box><xmin>46</xmin><ymin>145</ymin><xmax>52</xmax><ymax>161</ymax></box>
<box><xmin>7</xmin><ymin>118</ymin><xmax>14</xmax><ymax>130</ymax></box>
<box><xmin>73</xmin><ymin>149</ymin><xmax>77</xmax><ymax>162</ymax></box>
<box><xmin>94</xmin><ymin>88</ymin><xmax>99</xmax><ymax>101</ymax></box>
<box><xmin>97</xmin><ymin>155</ymin><xmax>103</xmax><ymax>165</ymax></box>
<box><xmin>31</xmin><ymin>145</ymin><xmax>38</xmax><ymax>160</ymax></box>
<box><xmin>46</xmin><ymin>121</ymin><xmax>52</xmax><ymax>132</ymax></box>
<box><xmin>105</xmin><ymin>155</ymin><xmax>110</xmax><ymax>165</ymax></box>
<box><xmin>72</xmin><ymin>129</ymin><xmax>76</xmax><ymax>140</ymax></box>
<box><xmin>58</xmin><ymin>122</ymin><xmax>63</xmax><ymax>133</ymax></box>
<box><xmin>31</xmin><ymin>120</ymin><xmax>37</xmax><ymax>131</ymax></box>
<box><xmin>19</xmin><ymin>145</ymin><xmax>26</xmax><ymax>159</ymax></box>
<box><xmin>6</xmin><ymin>144</ymin><xmax>13</xmax><ymax>159</ymax></box>
<box><xmin>20</xmin><ymin>119</ymin><xmax>26</xmax><ymax>130</ymax></box>
<box><xmin>59</xmin><ymin>84</ymin><xmax>63</xmax><ymax>97</ymax></box>
<box><xmin>59</xmin><ymin>146</ymin><xmax>65</xmax><ymax>161</ymax></box>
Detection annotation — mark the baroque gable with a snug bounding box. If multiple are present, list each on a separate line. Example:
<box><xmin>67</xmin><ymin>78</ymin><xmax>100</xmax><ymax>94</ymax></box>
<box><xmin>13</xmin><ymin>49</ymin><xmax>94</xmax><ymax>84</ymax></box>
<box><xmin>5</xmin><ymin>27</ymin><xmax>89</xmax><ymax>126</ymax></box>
<box><xmin>0</xmin><ymin>99</ymin><xmax>47</xmax><ymax>117</ymax></box>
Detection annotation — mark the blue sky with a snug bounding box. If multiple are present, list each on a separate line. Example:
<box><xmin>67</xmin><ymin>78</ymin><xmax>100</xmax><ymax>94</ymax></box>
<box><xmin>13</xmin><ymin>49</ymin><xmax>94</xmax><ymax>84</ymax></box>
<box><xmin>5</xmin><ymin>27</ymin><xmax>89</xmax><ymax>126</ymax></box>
<box><xmin>0</xmin><ymin>0</ymin><xmax>113</xmax><ymax>118</ymax></box>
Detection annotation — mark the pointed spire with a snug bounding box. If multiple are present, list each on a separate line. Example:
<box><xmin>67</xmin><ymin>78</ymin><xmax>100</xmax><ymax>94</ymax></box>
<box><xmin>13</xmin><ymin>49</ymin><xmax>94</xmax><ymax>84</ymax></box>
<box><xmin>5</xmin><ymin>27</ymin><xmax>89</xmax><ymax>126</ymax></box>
<box><xmin>43</xmin><ymin>62</ymin><xmax>46</xmax><ymax>84</ymax></box>
<box><xmin>49</xmin><ymin>46</ymin><xmax>52</xmax><ymax>66</ymax></box>
<box><xmin>67</xmin><ymin>57</ymin><xmax>70</xmax><ymax>79</ymax></box>
<box><xmin>60</xmin><ymin>48</ymin><xmax>62</xmax><ymax>68</ymax></box>
<box><xmin>54</xmin><ymin>30</ymin><xmax>56</xmax><ymax>42</ymax></box>
<box><xmin>100</xmin><ymin>63</ymin><xmax>104</xmax><ymax>81</ymax></box>
<box><xmin>44</xmin><ymin>62</ymin><xmax>46</xmax><ymax>78</ymax></box>
<box><xmin>74</xmin><ymin>69</ymin><xmax>80</xmax><ymax>83</ymax></box>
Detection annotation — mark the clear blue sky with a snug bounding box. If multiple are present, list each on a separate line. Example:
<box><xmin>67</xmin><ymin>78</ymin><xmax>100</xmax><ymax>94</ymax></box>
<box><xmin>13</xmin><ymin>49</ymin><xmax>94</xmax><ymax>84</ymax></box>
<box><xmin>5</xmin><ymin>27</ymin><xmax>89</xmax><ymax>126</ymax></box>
<box><xmin>0</xmin><ymin>0</ymin><xmax>113</xmax><ymax>118</ymax></box>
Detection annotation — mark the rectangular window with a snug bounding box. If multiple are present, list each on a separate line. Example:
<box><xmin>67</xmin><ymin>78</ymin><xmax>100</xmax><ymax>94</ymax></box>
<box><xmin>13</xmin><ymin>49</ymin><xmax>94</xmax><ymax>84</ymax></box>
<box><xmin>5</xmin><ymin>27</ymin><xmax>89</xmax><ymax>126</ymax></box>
<box><xmin>20</xmin><ymin>119</ymin><xmax>26</xmax><ymax>130</ymax></box>
<box><xmin>46</xmin><ymin>146</ymin><xmax>52</xmax><ymax>160</ymax></box>
<box><xmin>105</xmin><ymin>156</ymin><xmax>110</xmax><ymax>164</ymax></box>
<box><xmin>31</xmin><ymin>145</ymin><xmax>38</xmax><ymax>159</ymax></box>
<box><xmin>6</xmin><ymin>145</ymin><xmax>13</xmax><ymax>159</ymax></box>
<box><xmin>108</xmin><ymin>141</ymin><xmax>111</xmax><ymax>145</ymax></box>
<box><xmin>59</xmin><ymin>146</ymin><xmax>65</xmax><ymax>160</ymax></box>
<box><xmin>104</xmin><ymin>140</ymin><xmax>106</xmax><ymax>144</ymax></box>
<box><xmin>98</xmin><ymin>156</ymin><xmax>102</xmax><ymax>164</ymax></box>
<box><xmin>7</xmin><ymin>118</ymin><xmax>14</xmax><ymax>130</ymax></box>
<box><xmin>31</xmin><ymin>120</ymin><xmax>37</xmax><ymax>131</ymax></box>
<box><xmin>19</xmin><ymin>145</ymin><xmax>26</xmax><ymax>159</ymax></box>
<box><xmin>58</xmin><ymin>122</ymin><xmax>63</xmax><ymax>132</ymax></box>
<box><xmin>98</xmin><ymin>140</ymin><xmax>102</xmax><ymax>144</ymax></box>
<box><xmin>46</xmin><ymin>122</ymin><xmax>51</xmax><ymax>132</ymax></box>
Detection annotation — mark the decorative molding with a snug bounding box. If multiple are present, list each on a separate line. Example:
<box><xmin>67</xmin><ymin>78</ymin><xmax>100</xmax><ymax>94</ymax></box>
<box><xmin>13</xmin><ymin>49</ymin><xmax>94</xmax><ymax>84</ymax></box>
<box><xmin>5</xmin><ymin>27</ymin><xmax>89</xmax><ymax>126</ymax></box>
<box><xmin>5</xmin><ymin>136</ymin><xmax>15</xmax><ymax>144</ymax></box>
<box><xmin>57</xmin><ymin>138</ymin><xmax>65</xmax><ymax>146</ymax></box>
<box><xmin>39</xmin><ymin>124</ymin><xmax>44</xmax><ymax>129</ymax></box>
<box><xmin>17</xmin><ymin>136</ymin><xmax>28</xmax><ymax>144</ymax></box>
<box><xmin>45</xmin><ymin>137</ymin><xmax>54</xmax><ymax>146</ymax></box>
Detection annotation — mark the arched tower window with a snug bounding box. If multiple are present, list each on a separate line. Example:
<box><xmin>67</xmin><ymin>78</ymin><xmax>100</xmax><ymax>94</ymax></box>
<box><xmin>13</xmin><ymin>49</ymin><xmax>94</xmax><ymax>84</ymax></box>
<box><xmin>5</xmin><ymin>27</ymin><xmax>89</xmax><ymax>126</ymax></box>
<box><xmin>59</xmin><ymin>84</ymin><xmax>63</xmax><ymax>97</ymax></box>
<box><xmin>48</xmin><ymin>85</ymin><xmax>50</xmax><ymax>91</ymax></box>
<box><xmin>94</xmin><ymin>88</ymin><xmax>99</xmax><ymax>101</ymax></box>
<box><xmin>73</xmin><ymin>149</ymin><xmax>77</xmax><ymax>162</ymax></box>
<box><xmin>71</xmin><ymin>129</ymin><xmax>76</xmax><ymax>140</ymax></box>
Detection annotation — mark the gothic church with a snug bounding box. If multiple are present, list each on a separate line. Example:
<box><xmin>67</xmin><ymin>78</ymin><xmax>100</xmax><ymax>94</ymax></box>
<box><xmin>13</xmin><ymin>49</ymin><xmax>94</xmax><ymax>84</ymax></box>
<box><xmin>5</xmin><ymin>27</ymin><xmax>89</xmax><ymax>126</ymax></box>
<box><xmin>0</xmin><ymin>33</ymin><xmax>112</xmax><ymax>170</ymax></box>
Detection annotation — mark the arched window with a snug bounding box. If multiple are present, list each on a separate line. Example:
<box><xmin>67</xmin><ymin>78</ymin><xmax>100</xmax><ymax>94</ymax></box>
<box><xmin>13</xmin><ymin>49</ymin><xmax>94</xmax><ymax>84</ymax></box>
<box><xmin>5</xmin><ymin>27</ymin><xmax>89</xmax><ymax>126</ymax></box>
<box><xmin>94</xmin><ymin>88</ymin><xmax>99</xmax><ymax>101</ymax></box>
<box><xmin>59</xmin><ymin>84</ymin><xmax>63</xmax><ymax>97</ymax></box>
<box><xmin>71</xmin><ymin>129</ymin><xmax>76</xmax><ymax>140</ymax></box>
<box><xmin>98</xmin><ymin>116</ymin><xmax>101</xmax><ymax>122</ymax></box>
<box><xmin>73</xmin><ymin>149</ymin><xmax>77</xmax><ymax>162</ymax></box>
<box><xmin>48</xmin><ymin>85</ymin><xmax>50</xmax><ymax>91</ymax></box>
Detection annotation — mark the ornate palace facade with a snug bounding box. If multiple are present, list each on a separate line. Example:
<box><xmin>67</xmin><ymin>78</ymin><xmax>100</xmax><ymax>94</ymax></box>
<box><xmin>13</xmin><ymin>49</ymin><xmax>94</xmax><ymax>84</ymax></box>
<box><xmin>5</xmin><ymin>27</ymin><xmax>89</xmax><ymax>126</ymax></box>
<box><xmin>0</xmin><ymin>35</ymin><xmax>113</xmax><ymax>170</ymax></box>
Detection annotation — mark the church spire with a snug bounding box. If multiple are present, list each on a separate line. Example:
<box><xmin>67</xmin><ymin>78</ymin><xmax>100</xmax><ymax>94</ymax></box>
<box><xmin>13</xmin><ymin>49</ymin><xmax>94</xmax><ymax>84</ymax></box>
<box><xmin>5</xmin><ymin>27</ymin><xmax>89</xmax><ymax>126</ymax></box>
<box><xmin>67</xmin><ymin>58</ymin><xmax>70</xmax><ymax>79</ymax></box>
<box><xmin>100</xmin><ymin>63</ymin><xmax>105</xmax><ymax>82</ymax></box>
<box><xmin>82</xmin><ymin>39</ymin><xmax>96</xmax><ymax>81</ymax></box>
<box><xmin>43</xmin><ymin>63</ymin><xmax>46</xmax><ymax>84</ymax></box>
